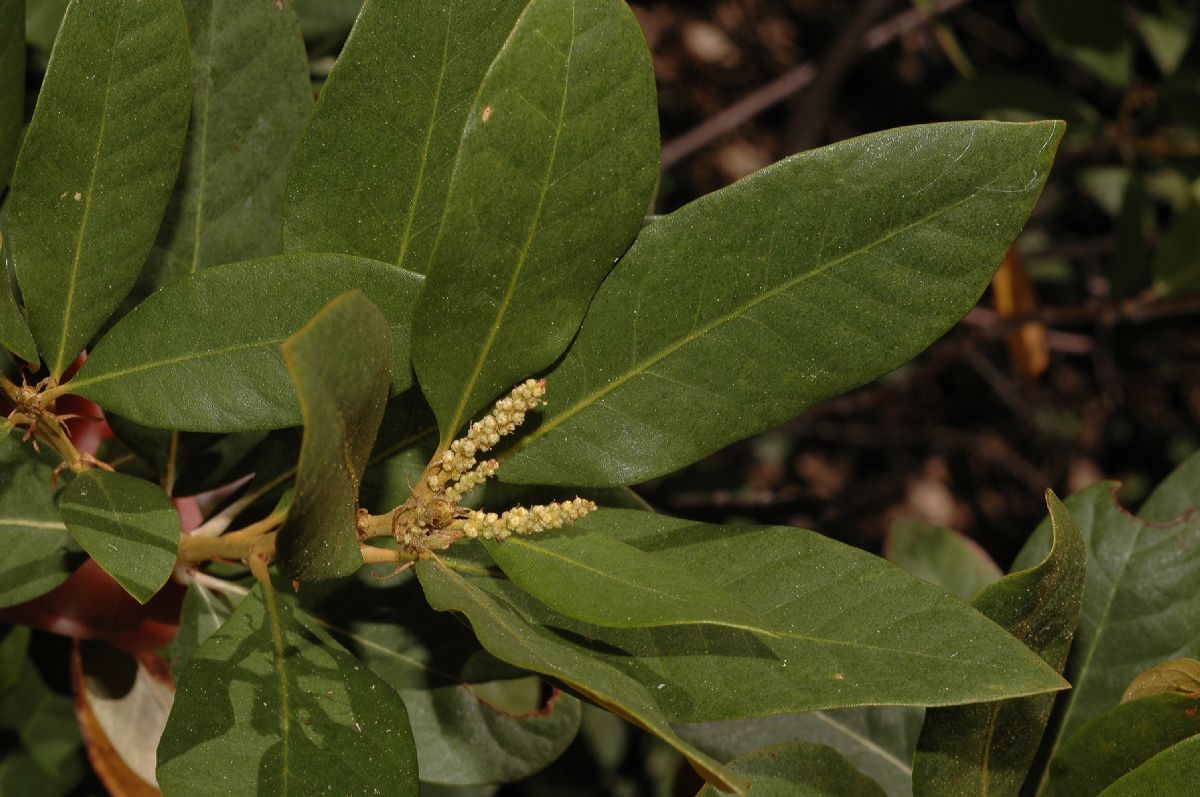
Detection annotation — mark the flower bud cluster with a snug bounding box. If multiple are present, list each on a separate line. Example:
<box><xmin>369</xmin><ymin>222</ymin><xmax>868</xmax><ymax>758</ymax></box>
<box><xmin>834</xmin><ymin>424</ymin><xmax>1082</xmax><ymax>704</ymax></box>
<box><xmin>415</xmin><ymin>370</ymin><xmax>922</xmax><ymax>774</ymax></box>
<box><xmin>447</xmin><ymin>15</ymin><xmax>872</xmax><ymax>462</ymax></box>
<box><xmin>461</xmin><ymin>498</ymin><xmax>597</xmax><ymax>541</ymax></box>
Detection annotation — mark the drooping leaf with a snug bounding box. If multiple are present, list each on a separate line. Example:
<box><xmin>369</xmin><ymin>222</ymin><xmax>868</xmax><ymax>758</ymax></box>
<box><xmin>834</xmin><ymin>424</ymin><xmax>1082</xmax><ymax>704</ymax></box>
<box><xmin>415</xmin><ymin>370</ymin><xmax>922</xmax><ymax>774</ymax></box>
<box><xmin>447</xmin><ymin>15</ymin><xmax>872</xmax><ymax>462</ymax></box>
<box><xmin>0</xmin><ymin>430</ymin><xmax>83</xmax><ymax>607</ymax></box>
<box><xmin>695</xmin><ymin>741</ymin><xmax>888</xmax><ymax>797</ymax></box>
<box><xmin>275</xmin><ymin>291</ymin><xmax>391</xmax><ymax>582</ymax></box>
<box><xmin>415</xmin><ymin>556</ymin><xmax>748</xmax><ymax>795</ymax></box>
<box><xmin>1042</xmin><ymin>693</ymin><xmax>1200</xmax><ymax>797</ymax></box>
<box><xmin>412</xmin><ymin>0</ymin><xmax>659</xmax><ymax>441</ymax></box>
<box><xmin>0</xmin><ymin>0</ymin><xmax>22</xmax><ymax>191</ymax></box>
<box><xmin>1138</xmin><ymin>448</ymin><xmax>1200</xmax><ymax>522</ymax></box>
<box><xmin>1030</xmin><ymin>0</ymin><xmax>1134</xmax><ymax>86</ymax></box>
<box><xmin>1014</xmin><ymin>482</ymin><xmax>1200</xmax><ymax>786</ymax></box>
<box><xmin>885</xmin><ymin>520</ymin><xmax>1002</xmax><ymax>601</ymax></box>
<box><xmin>0</xmin><ymin>234</ymin><xmax>38</xmax><ymax>365</ymax></box>
<box><xmin>284</xmin><ymin>0</ymin><xmax>527</xmax><ymax>270</ymax></box>
<box><xmin>502</xmin><ymin>121</ymin><xmax>1064</xmax><ymax>487</ymax></box>
<box><xmin>157</xmin><ymin>583</ymin><xmax>419</xmax><ymax>796</ymax></box>
<box><xmin>57</xmin><ymin>469</ymin><xmax>180</xmax><ymax>604</ymax></box>
<box><xmin>913</xmin><ymin>490</ymin><xmax>1086</xmax><ymax>796</ymax></box>
<box><xmin>67</xmin><ymin>254</ymin><xmax>422</xmax><ymax>432</ymax></box>
<box><xmin>483</xmin><ymin>529</ymin><xmax>763</xmax><ymax>630</ymax></box>
<box><xmin>679</xmin><ymin>707</ymin><xmax>922</xmax><ymax>797</ymax></box>
<box><xmin>135</xmin><ymin>0</ymin><xmax>312</xmax><ymax>299</ymax></box>
<box><xmin>1151</xmin><ymin>200</ymin><xmax>1200</xmax><ymax>297</ymax></box>
<box><xmin>1096</xmin><ymin>734</ymin><xmax>1200</xmax><ymax>796</ymax></box>
<box><xmin>1121</xmin><ymin>658</ymin><xmax>1200</xmax><ymax>703</ymax></box>
<box><xmin>7</xmin><ymin>0</ymin><xmax>191</xmax><ymax>376</ymax></box>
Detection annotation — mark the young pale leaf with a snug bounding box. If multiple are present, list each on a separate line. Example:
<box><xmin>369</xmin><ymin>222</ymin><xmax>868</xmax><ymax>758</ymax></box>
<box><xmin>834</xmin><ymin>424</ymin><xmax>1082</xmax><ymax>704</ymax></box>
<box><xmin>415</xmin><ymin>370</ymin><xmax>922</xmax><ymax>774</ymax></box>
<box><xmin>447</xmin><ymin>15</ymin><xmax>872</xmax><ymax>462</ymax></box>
<box><xmin>483</xmin><ymin>529</ymin><xmax>763</xmax><ymax>629</ymax></box>
<box><xmin>0</xmin><ymin>0</ymin><xmax>22</xmax><ymax>190</ymax></box>
<box><xmin>1138</xmin><ymin>449</ymin><xmax>1200</xmax><ymax>522</ymax></box>
<box><xmin>1121</xmin><ymin>658</ymin><xmax>1200</xmax><ymax>703</ymax></box>
<box><xmin>484</xmin><ymin>510</ymin><xmax>1066</xmax><ymax>722</ymax></box>
<box><xmin>275</xmin><ymin>292</ymin><xmax>391</xmax><ymax>582</ymax></box>
<box><xmin>136</xmin><ymin>0</ymin><xmax>312</xmax><ymax>297</ymax></box>
<box><xmin>885</xmin><ymin>520</ymin><xmax>1003</xmax><ymax>601</ymax></box>
<box><xmin>284</xmin><ymin>0</ymin><xmax>528</xmax><ymax>270</ymax></box>
<box><xmin>7</xmin><ymin>0</ymin><xmax>191</xmax><ymax>377</ymax></box>
<box><xmin>415</xmin><ymin>557</ymin><xmax>749</xmax><ymax>795</ymax></box>
<box><xmin>411</xmin><ymin>0</ymin><xmax>659</xmax><ymax>442</ymax></box>
<box><xmin>57</xmin><ymin>469</ymin><xmax>179</xmax><ymax>604</ymax></box>
<box><xmin>502</xmin><ymin>121</ymin><xmax>1064</xmax><ymax>487</ymax></box>
<box><xmin>912</xmin><ymin>490</ymin><xmax>1086</xmax><ymax>797</ymax></box>
<box><xmin>0</xmin><ymin>234</ymin><xmax>39</xmax><ymax>364</ymax></box>
<box><xmin>1015</xmin><ymin>481</ymin><xmax>1200</xmax><ymax>789</ymax></box>
<box><xmin>1042</xmin><ymin>693</ymin><xmax>1200</xmax><ymax>797</ymax></box>
<box><xmin>1096</xmin><ymin>734</ymin><xmax>1200</xmax><ymax>796</ymax></box>
<box><xmin>67</xmin><ymin>254</ymin><xmax>421</xmax><ymax>432</ymax></box>
<box><xmin>695</xmin><ymin>741</ymin><xmax>887</xmax><ymax>797</ymax></box>
<box><xmin>157</xmin><ymin>583</ymin><xmax>419</xmax><ymax>796</ymax></box>
<box><xmin>0</xmin><ymin>431</ymin><xmax>82</xmax><ymax>607</ymax></box>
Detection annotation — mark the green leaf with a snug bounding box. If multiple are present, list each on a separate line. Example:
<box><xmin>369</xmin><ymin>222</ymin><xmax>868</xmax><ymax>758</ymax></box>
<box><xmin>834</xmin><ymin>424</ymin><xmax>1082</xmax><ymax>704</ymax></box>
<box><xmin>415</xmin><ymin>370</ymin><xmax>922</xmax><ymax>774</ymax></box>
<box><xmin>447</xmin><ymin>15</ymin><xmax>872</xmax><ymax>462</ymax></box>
<box><xmin>158</xmin><ymin>582</ymin><xmax>419</xmax><ymax>796</ymax></box>
<box><xmin>57</xmin><ymin>469</ymin><xmax>179</xmax><ymax>603</ymax></box>
<box><xmin>291</xmin><ymin>0</ymin><xmax>361</xmax><ymax>45</ymax></box>
<box><xmin>913</xmin><ymin>491</ymin><xmax>1086</xmax><ymax>797</ymax></box>
<box><xmin>7</xmin><ymin>0</ymin><xmax>191</xmax><ymax>377</ymax></box>
<box><xmin>0</xmin><ymin>430</ymin><xmax>82</xmax><ymax>607</ymax></box>
<box><xmin>1096</xmin><ymin>734</ymin><xmax>1200</xmax><ymax>797</ymax></box>
<box><xmin>1043</xmin><ymin>693</ymin><xmax>1200</xmax><ymax>797</ymax></box>
<box><xmin>415</xmin><ymin>556</ymin><xmax>749</xmax><ymax>795</ymax></box>
<box><xmin>1014</xmin><ymin>482</ymin><xmax>1200</xmax><ymax>786</ymax></box>
<box><xmin>696</xmin><ymin>741</ymin><xmax>888</xmax><ymax>797</ymax></box>
<box><xmin>276</xmin><ymin>291</ymin><xmax>391</xmax><ymax>582</ymax></box>
<box><xmin>1135</xmin><ymin>6</ymin><xmax>1195</xmax><ymax>77</ymax></box>
<box><xmin>679</xmin><ymin>707</ymin><xmax>922</xmax><ymax>797</ymax></box>
<box><xmin>0</xmin><ymin>625</ymin><xmax>30</xmax><ymax>699</ymax></box>
<box><xmin>166</xmin><ymin>580</ymin><xmax>239</xmax><ymax>672</ymax></box>
<box><xmin>885</xmin><ymin>520</ymin><xmax>1002</xmax><ymax>601</ymax></box>
<box><xmin>411</xmin><ymin>0</ymin><xmax>659</xmax><ymax>441</ymax></box>
<box><xmin>1152</xmin><ymin>201</ymin><xmax>1200</xmax><ymax>297</ymax></box>
<box><xmin>1122</xmin><ymin>658</ymin><xmax>1200</xmax><ymax>703</ymax></box>
<box><xmin>0</xmin><ymin>0</ymin><xmax>22</xmax><ymax>190</ymax></box>
<box><xmin>1139</xmin><ymin>449</ymin><xmax>1200</xmax><ymax>522</ymax></box>
<box><xmin>284</xmin><ymin>0</ymin><xmax>528</xmax><ymax>270</ymax></box>
<box><xmin>502</xmin><ymin>121</ymin><xmax>1064</xmax><ymax>487</ymax></box>
<box><xmin>0</xmin><ymin>232</ymin><xmax>38</xmax><ymax>364</ymax></box>
<box><xmin>22</xmin><ymin>0</ymin><xmax>69</xmax><ymax>56</ymax></box>
<box><xmin>462</xmin><ymin>511</ymin><xmax>1066</xmax><ymax>724</ymax></box>
<box><xmin>932</xmin><ymin>74</ymin><xmax>1099</xmax><ymax>129</ymax></box>
<box><xmin>1030</xmin><ymin>0</ymin><xmax>1134</xmax><ymax>86</ymax></box>
<box><xmin>135</xmin><ymin>0</ymin><xmax>312</xmax><ymax>299</ymax></box>
<box><xmin>67</xmin><ymin>254</ymin><xmax>422</xmax><ymax>432</ymax></box>
<box><xmin>483</xmin><ymin>529</ymin><xmax>763</xmax><ymax>630</ymax></box>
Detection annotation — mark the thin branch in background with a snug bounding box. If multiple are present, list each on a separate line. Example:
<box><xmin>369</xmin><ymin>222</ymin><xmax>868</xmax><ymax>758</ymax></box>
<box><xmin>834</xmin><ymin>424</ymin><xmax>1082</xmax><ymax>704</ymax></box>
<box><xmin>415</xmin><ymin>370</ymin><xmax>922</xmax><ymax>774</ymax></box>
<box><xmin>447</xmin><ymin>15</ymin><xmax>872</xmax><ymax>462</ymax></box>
<box><xmin>660</xmin><ymin>0</ymin><xmax>974</xmax><ymax>168</ymax></box>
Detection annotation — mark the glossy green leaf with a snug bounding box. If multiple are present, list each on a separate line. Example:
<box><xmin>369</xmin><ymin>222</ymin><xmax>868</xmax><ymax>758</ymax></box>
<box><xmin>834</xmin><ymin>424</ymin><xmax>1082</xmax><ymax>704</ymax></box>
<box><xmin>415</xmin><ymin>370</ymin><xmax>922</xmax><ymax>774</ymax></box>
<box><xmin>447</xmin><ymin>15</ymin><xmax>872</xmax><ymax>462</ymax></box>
<box><xmin>7</xmin><ymin>0</ymin><xmax>191</xmax><ymax>376</ymax></box>
<box><xmin>1152</xmin><ymin>201</ymin><xmax>1200</xmax><ymax>297</ymax></box>
<box><xmin>679</xmin><ymin>707</ymin><xmax>921</xmax><ymax>797</ymax></box>
<box><xmin>0</xmin><ymin>232</ymin><xmax>38</xmax><ymax>364</ymax></box>
<box><xmin>1043</xmin><ymin>693</ymin><xmax>1200</xmax><ymax>797</ymax></box>
<box><xmin>415</xmin><ymin>556</ymin><xmax>749</xmax><ymax>795</ymax></box>
<box><xmin>502</xmin><ymin>121</ymin><xmax>1064</xmax><ymax>487</ymax></box>
<box><xmin>135</xmin><ymin>0</ymin><xmax>311</xmax><ymax>300</ymax></box>
<box><xmin>1138</xmin><ymin>449</ymin><xmax>1200</xmax><ymax>522</ymax></box>
<box><xmin>1097</xmin><ymin>734</ymin><xmax>1200</xmax><ymax>797</ymax></box>
<box><xmin>913</xmin><ymin>491</ymin><xmax>1086</xmax><ymax>797</ymax></box>
<box><xmin>885</xmin><ymin>520</ymin><xmax>1002</xmax><ymax>601</ymax></box>
<box><xmin>57</xmin><ymin>469</ymin><xmax>179</xmax><ymax>603</ymax></box>
<box><xmin>0</xmin><ymin>430</ymin><xmax>82</xmax><ymax>607</ymax></box>
<box><xmin>0</xmin><ymin>0</ymin><xmax>22</xmax><ymax>190</ymax></box>
<box><xmin>1122</xmin><ymin>658</ymin><xmax>1200</xmax><ymax>703</ymax></box>
<box><xmin>696</xmin><ymin>741</ymin><xmax>887</xmax><ymax>797</ymax></box>
<box><xmin>1030</xmin><ymin>0</ymin><xmax>1134</xmax><ymax>86</ymax></box>
<box><xmin>309</xmin><ymin>566</ymin><xmax>582</xmax><ymax>786</ymax></box>
<box><xmin>411</xmin><ymin>0</ymin><xmax>659</xmax><ymax>440</ymax></box>
<box><xmin>68</xmin><ymin>254</ymin><xmax>421</xmax><ymax>432</ymax></box>
<box><xmin>284</xmin><ymin>0</ymin><xmax>527</xmax><ymax>270</ymax></box>
<box><xmin>1014</xmin><ymin>482</ymin><xmax>1200</xmax><ymax>786</ymax></box>
<box><xmin>276</xmin><ymin>292</ymin><xmax>391</xmax><ymax>582</ymax></box>
<box><xmin>483</xmin><ymin>529</ymin><xmax>762</xmax><ymax>630</ymax></box>
<box><xmin>158</xmin><ymin>582</ymin><xmax>419</xmax><ymax>796</ymax></box>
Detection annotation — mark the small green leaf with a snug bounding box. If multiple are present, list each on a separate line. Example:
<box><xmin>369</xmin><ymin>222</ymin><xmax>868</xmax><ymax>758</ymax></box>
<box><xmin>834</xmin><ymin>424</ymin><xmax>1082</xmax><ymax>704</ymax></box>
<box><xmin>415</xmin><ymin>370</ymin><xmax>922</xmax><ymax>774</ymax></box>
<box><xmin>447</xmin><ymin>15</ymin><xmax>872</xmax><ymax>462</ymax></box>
<box><xmin>411</xmin><ymin>0</ymin><xmax>659</xmax><ymax>440</ymax></box>
<box><xmin>136</xmin><ymin>0</ymin><xmax>312</xmax><ymax>298</ymax></box>
<box><xmin>1152</xmin><ymin>201</ymin><xmax>1200</xmax><ymax>297</ymax></box>
<box><xmin>1134</xmin><ymin>6</ymin><xmax>1195</xmax><ymax>77</ymax></box>
<box><xmin>1043</xmin><ymin>693</ymin><xmax>1200</xmax><ymax>797</ymax></box>
<box><xmin>276</xmin><ymin>292</ymin><xmax>391</xmax><ymax>582</ymax></box>
<box><xmin>57</xmin><ymin>469</ymin><xmax>179</xmax><ymax>604</ymax></box>
<box><xmin>696</xmin><ymin>741</ymin><xmax>887</xmax><ymax>797</ymax></box>
<box><xmin>415</xmin><ymin>556</ymin><xmax>748</xmax><ymax>795</ymax></box>
<box><xmin>1096</xmin><ymin>734</ymin><xmax>1200</xmax><ymax>796</ymax></box>
<box><xmin>0</xmin><ymin>0</ymin><xmax>23</xmax><ymax>190</ymax></box>
<box><xmin>166</xmin><ymin>580</ymin><xmax>239</xmax><ymax>672</ymax></box>
<box><xmin>0</xmin><ymin>233</ymin><xmax>39</xmax><ymax>364</ymax></box>
<box><xmin>68</xmin><ymin>254</ymin><xmax>422</xmax><ymax>432</ymax></box>
<box><xmin>885</xmin><ymin>520</ymin><xmax>1002</xmax><ymax>601</ymax></box>
<box><xmin>0</xmin><ymin>430</ymin><xmax>83</xmax><ymax>607</ymax></box>
<box><xmin>913</xmin><ymin>490</ymin><xmax>1086</xmax><ymax>797</ymax></box>
<box><xmin>1121</xmin><ymin>659</ymin><xmax>1200</xmax><ymax>704</ymax></box>
<box><xmin>7</xmin><ymin>0</ymin><xmax>191</xmax><ymax>376</ymax></box>
<box><xmin>0</xmin><ymin>641</ymin><xmax>86</xmax><ymax>795</ymax></box>
<box><xmin>157</xmin><ymin>582</ymin><xmax>419</xmax><ymax>796</ymax></box>
<box><xmin>1139</xmin><ymin>449</ymin><xmax>1200</xmax><ymax>522</ymax></box>
<box><xmin>1030</xmin><ymin>0</ymin><xmax>1134</xmax><ymax>86</ymax></box>
<box><xmin>483</xmin><ymin>529</ymin><xmax>763</xmax><ymax>630</ymax></box>
<box><xmin>502</xmin><ymin>121</ymin><xmax>1064</xmax><ymax>487</ymax></box>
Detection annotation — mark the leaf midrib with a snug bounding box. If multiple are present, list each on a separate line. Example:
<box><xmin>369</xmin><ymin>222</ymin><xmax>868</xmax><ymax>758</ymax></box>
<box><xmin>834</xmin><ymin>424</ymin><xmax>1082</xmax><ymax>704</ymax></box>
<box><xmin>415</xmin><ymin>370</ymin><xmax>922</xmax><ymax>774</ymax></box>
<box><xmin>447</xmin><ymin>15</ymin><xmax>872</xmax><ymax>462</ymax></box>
<box><xmin>69</xmin><ymin>336</ymin><xmax>287</xmax><ymax>393</ymax></box>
